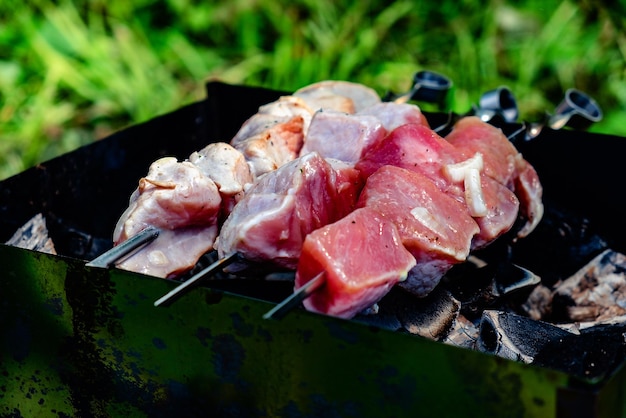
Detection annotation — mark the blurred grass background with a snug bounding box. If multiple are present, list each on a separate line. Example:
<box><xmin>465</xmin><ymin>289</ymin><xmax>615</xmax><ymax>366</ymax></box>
<box><xmin>0</xmin><ymin>0</ymin><xmax>624</xmax><ymax>180</ymax></box>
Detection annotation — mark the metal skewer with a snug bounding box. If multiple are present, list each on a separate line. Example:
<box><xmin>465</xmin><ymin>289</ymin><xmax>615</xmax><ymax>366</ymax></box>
<box><xmin>432</xmin><ymin>86</ymin><xmax>602</xmax><ymax>142</ymax></box>
<box><xmin>262</xmin><ymin>271</ymin><xmax>326</xmax><ymax>320</ymax></box>
<box><xmin>154</xmin><ymin>252</ymin><xmax>241</xmax><ymax>307</ymax></box>
<box><xmin>513</xmin><ymin>88</ymin><xmax>603</xmax><ymax>142</ymax></box>
<box><xmin>474</xmin><ymin>86</ymin><xmax>519</xmax><ymax>124</ymax></box>
<box><xmin>85</xmin><ymin>226</ymin><xmax>160</xmax><ymax>268</ymax></box>
<box><xmin>429</xmin><ymin>85</ymin><xmax>519</xmax><ymax>135</ymax></box>
<box><xmin>388</xmin><ymin>70</ymin><xmax>452</xmax><ymax>106</ymax></box>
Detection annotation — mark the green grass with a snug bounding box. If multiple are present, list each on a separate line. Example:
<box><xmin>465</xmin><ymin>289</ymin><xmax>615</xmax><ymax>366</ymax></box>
<box><xmin>1</xmin><ymin>0</ymin><xmax>624</xmax><ymax>180</ymax></box>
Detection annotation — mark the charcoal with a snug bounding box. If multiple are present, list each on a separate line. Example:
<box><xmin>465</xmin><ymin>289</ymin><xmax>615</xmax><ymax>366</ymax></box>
<box><xmin>500</xmin><ymin>204</ymin><xmax>608</xmax><ymax>288</ymax></box>
<box><xmin>5</xmin><ymin>213</ymin><xmax>56</xmax><ymax>254</ymax></box>
<box><xmin>521</xmin><ymin>284</ymin><xmax>553</xmax><ymax>320</ymax></box>
<box><xmin>476</xmin><ymin>310</ymin><xmax>575</xmax><ymax>364</ymax></box>
<box><xmin>442</xmin><ymin>260</ymin><xmax>540</xmax><ymax>321</ymax></box>
<box><xmin>365</xmin><ymin>286</ymin><xmax>461</xmax><ymax>341</ymax></box>
<box><xmin>443</xmin><ymin>313</ymin><xmax>478</xmax><ymax>349</ymax></box>
<box><xmin>550</xmin><ymin>249</ymin><xmax>626</xmax><ymax>323</ymax></box>
<box><xmin>476</xmin><ymin>309</ymin><xmax>626</xmax><ymax>381</ymax></box>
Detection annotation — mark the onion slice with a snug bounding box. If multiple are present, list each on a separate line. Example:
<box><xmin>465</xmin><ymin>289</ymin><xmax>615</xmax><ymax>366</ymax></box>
<box><xmin>445</xmin><ymin>153</ymin><xmax>487</xmax><ymax>217</ymax></box>
<box><xmin>464</xmin><ymin>168</ymin><xmax>488</xmax><ymax>217</ymax></box>
<box><xmin>444</xmin><ymin>153</ymin><xmax>484</xmax><ymax>182</ymax></box>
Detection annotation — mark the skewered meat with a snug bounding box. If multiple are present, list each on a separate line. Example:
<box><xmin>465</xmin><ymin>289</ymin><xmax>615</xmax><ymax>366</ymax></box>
<box><xmin>231</xmin><ymin>112</ymin><xmax>307</xmax><ymax>178</ymax></box>
<box><xmin>293</xmin><ymin>80</ymin><xmax>382</xmax><ymax>113</ymax></box>
<box><xmin>299</xmin><ymin>110</ymin><xmax>386</xmax><ymax>164</ymax></box>
<box><xmin>112</xmin><ymin>81</ymin><xmax>380</xmax><ymax>277</ymax></box>
<box><xmin>231</xmin><ymin>81</ymin><xmax>382</xmax><ymax>178</ymax></box>
<box><xmin>114</xmin><ymin>157</ymin><xmax>221</xmax><ymax>241</ymax></box>
<box><xmin>357</xmin><ymin>102</ymin><xmax>430</xmax><ymax>131</ymax></box>
<box><xmin>356</xmin><ymin>123</ymin><xmax>460</xmax><ymax>190</ymax></box>
<box><xmin>189</xmin><ymin>142</ymin><xmax>254</xmax><ymax>215</ymax></box>
<box><xmin>116</xmin><ymin>226</ymin><xmax>219</xmax><ymax>279</ymax></box>
<box><xmin>214</xmin><ymin>152</ymin><xmax>364</xmax><ymax>271</ymax></box>
<box><xmin>295</xmin><ymin>206</ymin><xmax>416</xmax><ymax>318</ymax></box>
<box><xmin>113</xmin><ymin>157</ymin><xmax>222</xmax><ymax>278</ymax></box>
<box><xmin>357</xmin><ymin>165</ymin><xmax>480</xmax><ymax>297</ymax></box>
<box><xmin>356</xmin><ymin>123</ymin><xmax>520</xmax><ymax>248</ymax></box>
<box><xmin>110</xmin><ymin>79</ymin><xmax>543</xmax><ymax>321</ymax></box>
<box><xmin>445</xmin><ymin>116</ymin><xmax>544</xmax><ymax>237</ymax></box>
<box><xmin>298</xmin><ymin>101</ymin><xmax>431</xmax><ymax>166</ymax></box>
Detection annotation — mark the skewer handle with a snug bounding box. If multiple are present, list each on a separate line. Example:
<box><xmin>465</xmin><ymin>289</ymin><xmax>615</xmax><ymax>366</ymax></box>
<box><xmin>391</xmin><ymin>71</ymin><xmax>452</xmax><ymax>106</ymax></box>
<box><xmin>262</xmin><ymin>272</ymin><xmax>325</xmax><ymax>320</ymax></box>
<box><xmin>154</xmin><ymin>253</ymin><xmax>240</xmax><ymax>307</ymax></box>
<box><xmin>86</xmin><ymin>226</ymin><xmax>160</xmax><ymax>268</ymax></box>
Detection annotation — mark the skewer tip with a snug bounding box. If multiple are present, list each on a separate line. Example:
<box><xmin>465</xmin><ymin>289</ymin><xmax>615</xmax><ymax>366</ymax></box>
<box><xmin>262</xmin><ymin>271</ymin><xmax>325</xmax><ymax>320</ymax></box>
<box><xmin>153</xmin><ymin>252</ymin><xmax>240</xmax><ymax>307</ymax></box>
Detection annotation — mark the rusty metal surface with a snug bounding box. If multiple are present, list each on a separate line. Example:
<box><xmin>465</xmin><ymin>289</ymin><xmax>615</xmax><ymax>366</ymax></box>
<box><xmin>1</xmin><ymin>244</ymin><xmax>572</xmax><ymax>417</ymax></box>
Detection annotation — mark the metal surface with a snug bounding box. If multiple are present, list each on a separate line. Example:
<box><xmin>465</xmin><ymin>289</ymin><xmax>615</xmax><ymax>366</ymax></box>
<box><xmin>0</xmin><ymin>244</ymin><xmax>572</xmax><ymax>417</ymax></box>
<box><xmin>477</xmin><ymin>86</ymin><xmax>519</xmax><ymax>123</ymax></box>
<box><xmin>389</xmin><ymin>70</ymin><xmax>452</xmax><ymax>105</ymax></box>
<box><xmin>1</xmin><ymin>81</ymin><xmax>626</xmax><ymax>417</ymax></box>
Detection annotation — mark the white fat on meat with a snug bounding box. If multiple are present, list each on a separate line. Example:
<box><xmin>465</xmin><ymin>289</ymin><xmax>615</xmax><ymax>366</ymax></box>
<box><xmin>113</xmin><ymin>157</ymin><xmax>222</xmax><ymax>278</ymax></box>
<box><xmin>299</xmin><ymin>110</ymin><xmax>386</xmax><ymax>165</ymax></box>
<box><xmin>464</xmin><ymin>168</ymin><xmax>488</xmax><ymax>217</ymax></box>
<box><xmin>445</xmin><ymin>117</ymin><xmax>544</xmax><ymax>238</ymax></box>
<box><xmin>444</xmin><ymin>152</ymin><xmax>484</xmax><ymax>182</ymax></box>
<box><xmin>358</xmin><ymin>165</ymin><xmax>480</xmax><ymax>297</ymax></box>
<box><xmin>294</xmin><ymin>80</ymin><xmax>381</xmax><ymax>113</ymax></box>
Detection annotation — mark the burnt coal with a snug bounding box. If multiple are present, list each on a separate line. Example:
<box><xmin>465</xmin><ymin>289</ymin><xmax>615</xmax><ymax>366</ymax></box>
<box><xmin>355</xmin><ymin>286</ymin><xmax>461</xmax><ymax>341</ymax></box>
<box><xmin>476</xmin><ymin>310</ymin><xmax>573</xmax><ymax>364</ymax></box>
<box><xmin>549</xmin><ymin>250</ymin><xmax>626</xmax><ymax>323</ymax></box>
<box><xmin>476</xmin><ymin>310</ymin><xmax>626</xmax><ymax>381</ymax></box>
<box><xmin>442</xmin><ymin>259</ymin><xmax>540</xmax><ymax>321</ymax></box>
<box><xmin>500</xmin><ymin>203</ymin><xmax>608</xmax><ymax>288</ymax></box>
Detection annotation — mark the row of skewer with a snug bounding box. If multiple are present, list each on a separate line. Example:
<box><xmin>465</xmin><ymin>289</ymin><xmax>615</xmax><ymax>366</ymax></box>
<box><xmin>85</xmin><ymin>71</ymin><xmax>602</xmax><ymax>320</ymax></box>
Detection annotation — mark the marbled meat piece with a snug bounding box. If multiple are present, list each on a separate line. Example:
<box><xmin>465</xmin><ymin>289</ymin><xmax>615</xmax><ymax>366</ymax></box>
<box><xmin>356</xmin><ymin>123</ymin><xmax>519</xmax><ymax>248</ymax></box>
<box><xmin>215</xmin><ymin>152</ymin><xmax>364</xmax><ymax>271</ymax></box>
<box><xmin>113</xmin><ymin>157</ymin><xmax>222</xmax><ymax>278</ymax></box>
<box><xmin>295</xmin><ymin>206</ymin><xmax>416</xmax><ymax>319</ymax></box>
<box><xmin>469</xmin><ymin>176</ymin><xmax>520</xmax><ymax>249</ymax></box>
<box><xmin>356</xmin><ymin>123</ymin><xmax>460</xmax><ymax>191</ymax></box>
<box><xmin>358</xmin><ymin>165</ymin><xmax>480</xmax><ymax>297</ymax></box>
<box><xmin>445</xmin><ymin>116</ymin><xmax>544</xmax><ymax>237</ymax></box>
<box><xmin>299</xmin><ymin>109</ymin><xmax>386</xmax><ymax>165</ymax></box>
